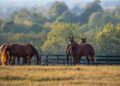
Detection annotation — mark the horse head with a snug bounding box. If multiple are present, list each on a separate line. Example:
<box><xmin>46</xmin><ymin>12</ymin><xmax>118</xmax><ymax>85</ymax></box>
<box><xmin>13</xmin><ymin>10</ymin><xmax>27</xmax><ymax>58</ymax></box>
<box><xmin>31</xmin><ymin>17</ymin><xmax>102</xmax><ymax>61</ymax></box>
<box><xmin>27</xmin><ymin>44</ymin><xmax>40</xmax><ymax>64</ymax></box>
<box><xmin>68</xmin><ymin>36</ymin><xmax>75</xmax><ymax>45</ymax></box>
<box><xmin>81</xmin><ymin>37</ymin><xmax>87</xmax><ymax>43</ymax></box>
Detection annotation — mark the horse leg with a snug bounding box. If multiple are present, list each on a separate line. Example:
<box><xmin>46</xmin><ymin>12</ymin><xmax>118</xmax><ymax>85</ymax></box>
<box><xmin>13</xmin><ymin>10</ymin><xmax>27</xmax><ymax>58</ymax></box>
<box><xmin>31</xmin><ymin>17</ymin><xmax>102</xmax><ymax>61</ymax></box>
<box><xmin>17</xmin><ymin>57</ymin><xmax>20</xmax><ymax>65</ymax></box>
<box><xmin>23</xmin><ymin>57</ymin><xmax>27</xmax><ymax>65</ymax></box>
<box><xmin>76</xmin><ymin>56</ymin><xmax>79</xmax><ymax>65</ymax></box>
<box><xmin>66</xmin><ymin>54</ymin><xmax>69</xmax><ymax>65</ymax></box>
<box><xmin>9</xmin><ymin>56</ymin><xmax>12</xmax><ymax>65</ymax></box>
<box><xmin>76</xmin><ymin>56</ymin><xmax>80</xmax><ymax>65</ymax></box>
<box><xmin>90</xmin><ymin>55</ymin><xmax>95</xmax><ymax>65</ymax></box>
<box><xmin>5</xmin><ymin>56</ymin><xmax>8</xmax><ymax>65</ymax></box>
<box><xmin>73</xmin><ymin>57</ymin><xmax>76</xmax><ymax>65</ymax></box>
<box><xmin>23</xmin><ymin>57</ymin><xmax>25</xmax><ymax>65</ymax></box>
<box><xmin>79</xmin><ymin>56</ymin><xmax>82</xmax><ymax>64</ymax></box>
<box><xmin>74</xmin><ymin>56</ymin><xmax>78</xmax><ymax>65</ymax></box>
<box><xmin>22</xmin><ymin>57</ymin><xmax>24</xmax><ymax>65</ymax></box>
<box><xmin>86</xmin><ymin>56</ymin><xmax>90</xmax><ymax>65</ymax></box>
<box><xmin>27</xmin><ymin>56</ymin><xmax>31</xmax><ymax>65</ymax></box>
<box><xmin>7</xmin><ymin>56</ymin><xmax>11</xmax><ymax>65</ymax></box>
<box><xmin>11</xmin><ymin>56</ymin><xmax>15</xmax><ymax>65</ymax></box>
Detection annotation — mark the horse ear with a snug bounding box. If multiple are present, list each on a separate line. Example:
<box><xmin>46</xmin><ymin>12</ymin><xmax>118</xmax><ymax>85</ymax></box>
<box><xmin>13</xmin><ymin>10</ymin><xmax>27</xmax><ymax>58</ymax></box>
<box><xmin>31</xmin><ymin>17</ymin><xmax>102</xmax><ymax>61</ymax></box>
<box><xmin>5</xmin><ymin>45</ymin><xmax>10</xmax><ymax>51</ymax></box>
<box><xmin>71</xmin><ymin>36</ymin><xmax>73</xmax><ymax>39</ymax></box>
<box><xmin>68</xmin><ymin>36</ymin><xmax>71</xmax><ymax>39</ymax></box>
<box><xmin>69</xmin><ymin>36</ymin><xmax>73</xmax><ymax>39</ymax></box>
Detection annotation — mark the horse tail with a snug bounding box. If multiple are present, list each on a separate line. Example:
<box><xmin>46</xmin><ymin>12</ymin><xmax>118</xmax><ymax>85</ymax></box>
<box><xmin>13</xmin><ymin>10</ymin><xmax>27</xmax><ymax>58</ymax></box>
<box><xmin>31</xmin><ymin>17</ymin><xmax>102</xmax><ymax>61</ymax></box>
<box><xmin>65</xmin><ymin>45</ymin><xmax>70</xmax><ymax>65</ymax></box>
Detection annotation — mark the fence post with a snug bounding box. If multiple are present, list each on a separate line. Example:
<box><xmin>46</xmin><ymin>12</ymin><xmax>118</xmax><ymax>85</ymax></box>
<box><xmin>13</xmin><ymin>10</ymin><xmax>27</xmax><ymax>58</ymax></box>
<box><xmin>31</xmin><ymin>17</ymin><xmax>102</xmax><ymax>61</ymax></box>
<box><xmin>34</xmin><ymin>56</ymin><xmax>36</xmax><ymax>65</ymax></box>
<box><xmin>106</xmin><ymin>56</ymin><xmax>108</xmax><ymax>64</ymax></box>
<box><xmin>56</xmin><ymin>55</ymin><xmax>59</xmax><ymax>64</ymax></box>
<box><xmin>46</xmin><ymin>55</ymin><xmax>48</xmax><ymax>65</ymax></box>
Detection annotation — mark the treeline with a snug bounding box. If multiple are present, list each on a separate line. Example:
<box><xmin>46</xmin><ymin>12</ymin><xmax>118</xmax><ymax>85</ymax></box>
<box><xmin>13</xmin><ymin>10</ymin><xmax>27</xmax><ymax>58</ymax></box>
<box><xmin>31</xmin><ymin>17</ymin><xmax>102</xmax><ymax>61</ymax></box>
<box><xmin>0</xmin><ymin>0</ymin><xmax>120</xmax><ymax>55</ymax></box>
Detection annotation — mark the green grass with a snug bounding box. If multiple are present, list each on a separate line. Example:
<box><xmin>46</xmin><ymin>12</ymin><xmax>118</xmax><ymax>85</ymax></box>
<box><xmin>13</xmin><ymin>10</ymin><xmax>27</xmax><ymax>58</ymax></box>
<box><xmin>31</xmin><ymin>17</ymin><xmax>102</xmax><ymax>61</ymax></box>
<box><xmin>0</xmin><ymin>65</ymin><xmax>120</xmax><ymax>86</ymax></box>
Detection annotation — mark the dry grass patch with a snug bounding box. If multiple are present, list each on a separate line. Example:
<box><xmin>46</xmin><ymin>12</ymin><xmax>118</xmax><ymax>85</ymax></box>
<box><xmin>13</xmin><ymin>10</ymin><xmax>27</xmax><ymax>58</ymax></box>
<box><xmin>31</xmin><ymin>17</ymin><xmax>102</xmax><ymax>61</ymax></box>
<box><xmin>0</xmin><ymin>65</ymin><xmax>120</xmax><ymax>86</ymax></box>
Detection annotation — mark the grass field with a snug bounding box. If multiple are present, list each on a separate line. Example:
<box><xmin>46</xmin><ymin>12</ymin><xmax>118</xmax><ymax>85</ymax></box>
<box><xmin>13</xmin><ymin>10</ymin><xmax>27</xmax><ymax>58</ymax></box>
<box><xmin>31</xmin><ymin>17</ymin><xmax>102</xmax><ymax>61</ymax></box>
<box><xmin>0</xmin><ymin>65</ymin><xmax>120</xmax><ymax>86</ymax></box>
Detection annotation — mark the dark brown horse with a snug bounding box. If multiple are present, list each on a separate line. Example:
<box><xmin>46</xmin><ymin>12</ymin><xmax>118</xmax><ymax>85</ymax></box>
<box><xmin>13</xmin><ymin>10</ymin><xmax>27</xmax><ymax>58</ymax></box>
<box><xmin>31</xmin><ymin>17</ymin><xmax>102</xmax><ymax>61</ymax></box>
<box><xmin>66</xmin><ymin>36</ymin><xmax>96</xmax><ymax>65</ymax></box>
<box><xmin>3</xmin><ymin>43</ymin><xmax>40</xmax><ymax>65</ymax></box>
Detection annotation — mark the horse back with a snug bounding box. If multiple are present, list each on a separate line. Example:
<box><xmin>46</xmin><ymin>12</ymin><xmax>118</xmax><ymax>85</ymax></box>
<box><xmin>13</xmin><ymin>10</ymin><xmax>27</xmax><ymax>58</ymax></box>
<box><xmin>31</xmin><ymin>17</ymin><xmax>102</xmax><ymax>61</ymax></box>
<box><xmin>83</xmin><ymin>43</ymin><xmax>95</xmax><ymax>55</ymax></box>
<box><xmin>9</xmin><ymin>44</ymin><xmax>33</xmax><ymax>57</ymax></box>
<box><xmin>85</xmin><ymin>43</ymin><xmax>95</xmax><ymax>51</ymax></box>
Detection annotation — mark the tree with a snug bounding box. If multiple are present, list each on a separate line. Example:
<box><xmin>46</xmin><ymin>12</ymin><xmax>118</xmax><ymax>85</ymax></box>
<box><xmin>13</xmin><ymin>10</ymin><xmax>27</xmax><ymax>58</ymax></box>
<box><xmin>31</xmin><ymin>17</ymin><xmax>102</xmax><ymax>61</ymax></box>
<box><xmin>42</xmin><ymin>22</ymin><xmax>81</xmax><ymax>54</ymax></box>
<box><xmin>70</xmin><ymin>6</ymin><xmax>83</xmax><ymax>15</ymax></box>
<box><xmin>2</xmin><ymin>21</ymin><xmax>15</xmax><ymax>32</ymax></box>
<box><xmin>96</xmin><ymin>23</ymin><xmax>120</xmax><ymax>55</ymax></box>
<box><xmin>88</xmin><ymin>11</ymin><xmax>114</xmax><ymax>31</ymax></box>
<box><xmin>48</xmin><ymin>1</ymin><xmax>68</xmax><ymax>22</ymax></box>
<box><xmin>0</xmin><ymin>18</ymin><xmax>5</xmax><ymax>44</ymax></box>
<box><xmin>113</xmin><ymin>6</ymin><xmax>120</xmax><ymax>24</ymax></box>
<box><xmin>32</xmin><ymin>12</ymin><xmax>47</xmax><ymax>24</ymax></box>
<box><xmin>55</xmin><ymin>11</ymin><xmax>78</xmax><ymax>23</ymax></box>
<box><xmin>79</xmin><ymin>0</ymin><xmax>103</xmax><ymax>24</ymax></box>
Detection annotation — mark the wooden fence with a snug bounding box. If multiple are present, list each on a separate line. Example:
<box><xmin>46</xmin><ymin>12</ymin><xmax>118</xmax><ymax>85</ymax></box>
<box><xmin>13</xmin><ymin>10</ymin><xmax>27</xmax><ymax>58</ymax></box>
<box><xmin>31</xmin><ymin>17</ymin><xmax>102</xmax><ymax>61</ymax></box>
<box><xmin>15</xmin><ymin>55</ymin><xmax>120</xmax><ymax>65</ymax></box>
<box><xmin>33</xmin><ymin>55</ymin><xmax>120</xmax><ymax>65</ymax></box>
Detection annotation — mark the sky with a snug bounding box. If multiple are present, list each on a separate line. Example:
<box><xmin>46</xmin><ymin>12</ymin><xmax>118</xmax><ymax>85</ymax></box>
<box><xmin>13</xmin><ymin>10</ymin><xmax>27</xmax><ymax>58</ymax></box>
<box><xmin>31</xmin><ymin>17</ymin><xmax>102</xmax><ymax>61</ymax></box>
<box><xmin>0</xmin><ymin>0</ymin><xmax>120</xmax><ymax>8</ymax></box>
<box><xmin>0</xmin><ymin>0</ymin><xmax>119</xmax><ymax>19</ymax></box>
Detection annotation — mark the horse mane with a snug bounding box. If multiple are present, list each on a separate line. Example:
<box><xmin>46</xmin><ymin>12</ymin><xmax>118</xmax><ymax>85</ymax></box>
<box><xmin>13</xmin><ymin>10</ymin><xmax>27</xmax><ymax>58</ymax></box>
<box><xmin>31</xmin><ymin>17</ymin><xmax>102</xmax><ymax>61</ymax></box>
<box><xmin>71</xmin><ymin>40</ymin><xmax>79</xmax><ymax>47</ymax></box>
<box><xmin>0</xmin><ymin>43</ymin><xmax>9</xmax><ymax>52</ymax></box>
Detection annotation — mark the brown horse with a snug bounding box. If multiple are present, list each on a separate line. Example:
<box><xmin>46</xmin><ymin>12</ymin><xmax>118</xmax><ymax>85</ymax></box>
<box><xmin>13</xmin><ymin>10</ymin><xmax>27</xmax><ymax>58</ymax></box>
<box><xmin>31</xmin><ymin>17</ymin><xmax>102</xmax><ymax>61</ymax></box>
<box><xmin>66</xmin><ymin>36</ymin><xmax>96</xmax><ymax>65</ymax></box>
<box><xmin>66</xmin><ymin>36</ymin><xmax>81</xmax><ymax>65</ymax></box>
<box><xmin>3</xmin><ymin>43</ymin><xmax>40</xmax><ymax>65</ymax></box>
<box><xmin>79</xmin><ymin>38</ymin><xmax>96</xmax><ymax>64</ymax></box>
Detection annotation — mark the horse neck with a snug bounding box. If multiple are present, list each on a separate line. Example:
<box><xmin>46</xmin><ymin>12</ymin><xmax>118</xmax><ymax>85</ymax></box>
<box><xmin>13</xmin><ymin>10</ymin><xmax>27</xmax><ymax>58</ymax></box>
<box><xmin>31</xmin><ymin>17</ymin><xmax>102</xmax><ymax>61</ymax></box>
<box><xmin>73</xmin><ymin>41</ymin><xmax>78</xmax><ymax>47</ymax></box>
<box><xmin>70</xmin><ymin>42</ymin><xmax>79</xmax><ymax>51</ymax></box>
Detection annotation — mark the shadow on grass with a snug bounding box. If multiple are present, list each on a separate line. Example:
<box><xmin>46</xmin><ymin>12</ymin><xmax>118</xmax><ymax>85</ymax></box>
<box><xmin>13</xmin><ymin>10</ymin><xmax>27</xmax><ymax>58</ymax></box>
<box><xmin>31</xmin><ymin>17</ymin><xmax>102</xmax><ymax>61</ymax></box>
<box><xmin>0</xmin><ymin>76</ymin><xmax>25</xmax><ymax>81</ymax></box>
<box><xmin>26</xmin><ymin>67</ymin><xmax>83</xmax><ymax>72</ymax></box>
<box><xmin>0</xmin><ymin>76</ymin><xmax>74</xmax><ymax>82</ymax></box>
<box><xmin>33</xmin><ymin>77</ymin><xmax>74</xmax><ymax>82</ymax></box>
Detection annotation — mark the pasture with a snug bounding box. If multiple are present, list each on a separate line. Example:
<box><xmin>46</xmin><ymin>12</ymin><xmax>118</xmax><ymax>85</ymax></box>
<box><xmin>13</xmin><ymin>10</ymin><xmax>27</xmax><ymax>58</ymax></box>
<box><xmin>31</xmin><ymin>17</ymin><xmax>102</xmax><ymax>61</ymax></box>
<box><xmin>0</xmin><ymin>66</ymin><xmax>120</xmax><ymax>86</ymax></box>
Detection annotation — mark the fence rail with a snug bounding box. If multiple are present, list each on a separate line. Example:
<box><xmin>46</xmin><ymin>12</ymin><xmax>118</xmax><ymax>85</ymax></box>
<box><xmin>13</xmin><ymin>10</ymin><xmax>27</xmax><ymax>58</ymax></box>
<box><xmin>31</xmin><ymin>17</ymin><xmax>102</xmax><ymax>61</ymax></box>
<box><xmin>15</xmin><ymin>55</ymin><xmax>120</xmax><ymax>65</ymax></box>
<box><xmin>36</xmin><ymin>55</ymin><xmax>120</xmax><ymax>65</ymax></box>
